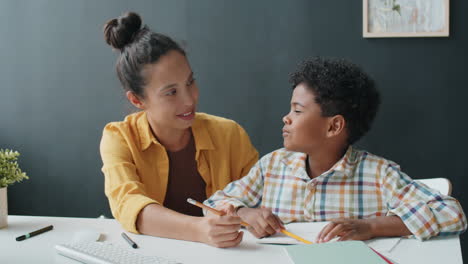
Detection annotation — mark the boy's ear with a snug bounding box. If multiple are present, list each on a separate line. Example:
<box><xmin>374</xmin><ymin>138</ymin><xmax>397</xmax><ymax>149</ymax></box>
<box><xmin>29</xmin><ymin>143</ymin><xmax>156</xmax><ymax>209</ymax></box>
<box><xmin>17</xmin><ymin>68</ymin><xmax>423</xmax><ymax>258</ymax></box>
<box><xmin>326</xmin><ymin>115</ymin><xmax>346</xmax><ymax>138</ymax></box>
<box><xmin>126</xmin><ymin>91</ymin><xmax>145</xmax><ymax>110</ymax></box>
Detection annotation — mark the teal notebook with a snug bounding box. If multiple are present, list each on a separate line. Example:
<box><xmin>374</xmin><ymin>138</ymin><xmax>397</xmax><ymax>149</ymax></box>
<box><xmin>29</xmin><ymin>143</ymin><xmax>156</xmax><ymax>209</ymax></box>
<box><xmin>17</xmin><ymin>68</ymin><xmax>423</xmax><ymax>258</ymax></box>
<box><xmin>284</xmin><ymin>241</ymin><xmax>388</xmax><ymax>264</ymax></box>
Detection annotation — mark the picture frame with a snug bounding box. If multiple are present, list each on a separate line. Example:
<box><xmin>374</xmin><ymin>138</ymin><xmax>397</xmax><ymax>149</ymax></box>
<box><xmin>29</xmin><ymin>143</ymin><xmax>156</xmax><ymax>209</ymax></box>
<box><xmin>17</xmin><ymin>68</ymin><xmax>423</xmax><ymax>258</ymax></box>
<box><xmin>363</xmin><ymin>0</ymin><xmax>449</xmax><ymax>38</ymax></box>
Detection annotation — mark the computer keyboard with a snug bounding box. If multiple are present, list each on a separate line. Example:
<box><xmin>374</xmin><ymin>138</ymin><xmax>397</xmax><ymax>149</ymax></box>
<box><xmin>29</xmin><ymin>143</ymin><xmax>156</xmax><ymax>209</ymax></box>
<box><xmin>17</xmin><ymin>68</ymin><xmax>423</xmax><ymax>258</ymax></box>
<box><xmin>55</xmin><ymin>241</ymin><xmax>181</xmax><ymax>264</ymax></box>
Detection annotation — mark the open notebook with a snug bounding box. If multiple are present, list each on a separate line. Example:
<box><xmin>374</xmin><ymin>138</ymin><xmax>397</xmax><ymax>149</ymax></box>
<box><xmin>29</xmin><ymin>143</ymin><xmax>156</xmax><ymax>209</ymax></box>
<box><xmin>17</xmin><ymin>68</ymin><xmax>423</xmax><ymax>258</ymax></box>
<box><xmin>284</xmin><ymin>240</ymin><xmax>390</xmax><ymax>264</ymax></box>
<box><xmin>257</xmin><ymin>222</ymin><xmax>401</xmax><ymax>253</ymax></box>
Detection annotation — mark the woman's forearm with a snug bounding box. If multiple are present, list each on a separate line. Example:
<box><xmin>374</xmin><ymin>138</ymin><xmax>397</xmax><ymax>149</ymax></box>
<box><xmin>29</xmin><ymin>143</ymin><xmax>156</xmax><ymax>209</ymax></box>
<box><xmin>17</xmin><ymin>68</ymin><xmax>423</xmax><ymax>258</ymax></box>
<box><xmin>136</xmin><ymin>204</ymin><xmax>202</xmax><ymax>242</ymax></box>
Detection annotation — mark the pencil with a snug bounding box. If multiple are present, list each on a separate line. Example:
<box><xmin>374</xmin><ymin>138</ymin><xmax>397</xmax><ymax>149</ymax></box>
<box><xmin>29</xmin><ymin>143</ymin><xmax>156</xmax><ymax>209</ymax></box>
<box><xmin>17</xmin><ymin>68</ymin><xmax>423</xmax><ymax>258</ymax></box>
<box><xmin>187</xmin><ymin>198</ymin><xmax>226</xmax><ymax>216</ymax></box>
<box><xmin>187</xmin><ymin>198</ymin><xmax>313</xmax><ymax>244</ymax></box>
<box><xmin>280</xmin><ymin>229</ymin><xmax>313</xmax><ymax>244</ymax></box>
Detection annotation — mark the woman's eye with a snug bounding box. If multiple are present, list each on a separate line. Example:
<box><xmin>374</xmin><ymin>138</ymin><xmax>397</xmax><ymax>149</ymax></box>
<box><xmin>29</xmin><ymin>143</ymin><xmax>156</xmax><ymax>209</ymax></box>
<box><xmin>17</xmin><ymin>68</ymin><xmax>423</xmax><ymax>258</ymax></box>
<box><xmin>187</xmin><ymin>78</ymin><xmax>196</xmax><ymax>86</ymax></box>
<box><xmin>294</xmin><ymin>110</ymin><xmax>301</xmax><ymax>113</ymax></box>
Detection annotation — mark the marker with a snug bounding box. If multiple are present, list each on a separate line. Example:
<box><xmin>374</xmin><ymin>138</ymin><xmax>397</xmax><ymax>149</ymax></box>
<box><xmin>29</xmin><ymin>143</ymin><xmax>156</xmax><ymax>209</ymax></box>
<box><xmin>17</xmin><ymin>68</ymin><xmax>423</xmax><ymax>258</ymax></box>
<box><xmin>16</xmin><ymin>225</ymin><xmax>53</xmax><ymax>241</ymax></box>
<box><xmin>121</xmin><ymin>232</ymin><xmax>138</xmax><ymax>248</ymax></box>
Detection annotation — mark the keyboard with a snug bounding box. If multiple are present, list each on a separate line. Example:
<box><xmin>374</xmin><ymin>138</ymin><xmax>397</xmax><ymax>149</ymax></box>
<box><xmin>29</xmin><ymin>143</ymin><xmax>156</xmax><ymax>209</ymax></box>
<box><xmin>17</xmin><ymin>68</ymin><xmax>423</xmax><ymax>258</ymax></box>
<box><xmin>55</xmin><ymin>241</ymin><xmax>181</xmax><ymax>264</ymax></box>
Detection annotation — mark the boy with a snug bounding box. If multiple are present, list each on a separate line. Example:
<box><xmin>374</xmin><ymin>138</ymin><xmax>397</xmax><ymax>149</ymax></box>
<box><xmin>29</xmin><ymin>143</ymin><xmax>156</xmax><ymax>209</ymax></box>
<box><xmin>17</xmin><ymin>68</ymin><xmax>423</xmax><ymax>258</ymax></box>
<box><xmin>205</xmin><ymin>57</ymin><xmax>467</xmax><ymax>242</ymax></box>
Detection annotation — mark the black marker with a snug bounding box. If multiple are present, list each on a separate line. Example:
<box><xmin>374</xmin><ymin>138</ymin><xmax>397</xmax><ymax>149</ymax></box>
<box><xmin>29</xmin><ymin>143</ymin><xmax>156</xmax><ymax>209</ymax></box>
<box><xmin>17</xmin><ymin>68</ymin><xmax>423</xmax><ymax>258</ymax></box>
<box><xmin>16</xmin><ymin>225</ymin><xmax>53</xmax><ymax>241</ymax></box>
<box><xmin>121</xmin><ymin>232</ymin><xmax>138</xmax><ymax>248</ymax></box>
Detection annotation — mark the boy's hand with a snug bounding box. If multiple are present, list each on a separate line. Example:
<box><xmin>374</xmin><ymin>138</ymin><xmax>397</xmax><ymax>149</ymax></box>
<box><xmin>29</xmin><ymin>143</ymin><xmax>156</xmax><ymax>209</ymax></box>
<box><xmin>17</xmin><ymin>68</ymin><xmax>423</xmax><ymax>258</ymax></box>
<box><xmin>236</xmin><ymin>207</ymin><xmax>284</xmax><ymax>238</ymax></box>
<box><xmin>316</xmin><ymin>219</ymin><xmax>375</xmax><ymax>243</ymax></box>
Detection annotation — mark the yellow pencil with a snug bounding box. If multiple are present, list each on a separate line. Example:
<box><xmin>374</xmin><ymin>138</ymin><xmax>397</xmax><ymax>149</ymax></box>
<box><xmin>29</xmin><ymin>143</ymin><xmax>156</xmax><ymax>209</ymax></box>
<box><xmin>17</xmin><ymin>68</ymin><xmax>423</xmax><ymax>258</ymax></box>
<box><xmin>187</xmin><ymin>198</ymin><xmax>250</xmax><ymax>226</ymax></box>
<box><xmin>280</xmin><ymin>229</ymin><xmax>313</xmax><ymax>244</ymax></box>
<box><xmin>187</xmin><ymin>198</ymin><xmax>313</xmax><ymax>244</ymax></box>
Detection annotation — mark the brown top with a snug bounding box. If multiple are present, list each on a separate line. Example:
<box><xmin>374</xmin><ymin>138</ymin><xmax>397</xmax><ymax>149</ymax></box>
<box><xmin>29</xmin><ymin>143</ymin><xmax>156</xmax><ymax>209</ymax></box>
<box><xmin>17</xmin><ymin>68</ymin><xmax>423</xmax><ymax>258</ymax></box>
<box><xmin>163</xmin><ymin>133</ymin><xmax>207</xmax><ymax>216</ymax></box>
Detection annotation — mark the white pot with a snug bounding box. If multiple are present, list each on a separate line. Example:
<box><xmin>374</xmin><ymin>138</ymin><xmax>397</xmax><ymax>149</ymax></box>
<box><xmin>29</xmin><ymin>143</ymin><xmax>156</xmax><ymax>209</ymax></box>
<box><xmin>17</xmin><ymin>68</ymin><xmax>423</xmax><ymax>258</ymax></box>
<box><xmin>0</xmin><ymin>187</ymin><xmax>7</xmax><ymax>228</ymax></box>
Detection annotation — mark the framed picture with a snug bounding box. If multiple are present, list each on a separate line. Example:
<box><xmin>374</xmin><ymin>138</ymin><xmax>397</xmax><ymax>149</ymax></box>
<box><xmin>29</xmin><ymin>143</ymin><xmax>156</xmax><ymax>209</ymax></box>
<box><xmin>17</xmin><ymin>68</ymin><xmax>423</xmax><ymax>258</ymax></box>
<box><xmin>363</xmin><ymin>0</ymin><xmax>449</xmax><ymax>38</ymax></box>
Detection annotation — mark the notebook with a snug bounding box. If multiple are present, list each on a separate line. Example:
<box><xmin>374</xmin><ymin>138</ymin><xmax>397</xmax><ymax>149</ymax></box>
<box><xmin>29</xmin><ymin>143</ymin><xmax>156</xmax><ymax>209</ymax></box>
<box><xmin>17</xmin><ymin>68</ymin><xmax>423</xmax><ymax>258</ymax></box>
<box><xmin>257</xmin><ymin>222</ymin><xmax>401</xmax><ymax>253</ymax></box>
<box><xmin>284</xmin><ymin>240</ymin><xmax>389</xmax><ymax>264</ymax></box>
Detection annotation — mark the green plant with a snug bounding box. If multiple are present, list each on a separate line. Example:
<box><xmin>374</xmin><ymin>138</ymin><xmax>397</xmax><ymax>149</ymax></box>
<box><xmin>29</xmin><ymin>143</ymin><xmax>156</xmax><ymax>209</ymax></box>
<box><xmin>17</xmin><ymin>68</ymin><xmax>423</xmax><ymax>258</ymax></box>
<box><xmin>391</xmin><ymin>0</ymin><xmax>401</xmax><ymax>15</ymax></box>
<box><xmin>0</xmin><ymin>149</ymin><xmax>29</xmax><ymax>188</ymax></box>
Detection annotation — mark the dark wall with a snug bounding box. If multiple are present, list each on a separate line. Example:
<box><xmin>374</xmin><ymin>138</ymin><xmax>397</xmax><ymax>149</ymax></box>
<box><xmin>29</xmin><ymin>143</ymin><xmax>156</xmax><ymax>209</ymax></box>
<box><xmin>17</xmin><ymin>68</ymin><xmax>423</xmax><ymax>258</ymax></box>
<box><xmin>1</xmin><ymin>0</ymin><xmax>466</xmax><ymax>258</ymax></box>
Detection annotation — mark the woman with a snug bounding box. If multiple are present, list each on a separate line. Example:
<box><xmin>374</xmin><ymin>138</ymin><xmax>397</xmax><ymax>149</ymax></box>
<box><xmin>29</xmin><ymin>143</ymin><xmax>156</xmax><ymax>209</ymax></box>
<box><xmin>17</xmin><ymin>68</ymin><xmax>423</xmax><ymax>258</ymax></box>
<box><xmin>100</xmin><ymin>12</ymin><xmax>258</xmax><ymax>248</ymax></box>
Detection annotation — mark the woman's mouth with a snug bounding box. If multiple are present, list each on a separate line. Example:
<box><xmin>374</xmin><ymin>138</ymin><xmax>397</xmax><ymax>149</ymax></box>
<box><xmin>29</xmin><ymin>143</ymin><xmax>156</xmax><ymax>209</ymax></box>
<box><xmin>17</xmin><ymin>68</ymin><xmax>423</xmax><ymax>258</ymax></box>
<box><xmin>177</xmin><ymin>111</ymin><xmax>195</xmax><ymax>121</ymax></box>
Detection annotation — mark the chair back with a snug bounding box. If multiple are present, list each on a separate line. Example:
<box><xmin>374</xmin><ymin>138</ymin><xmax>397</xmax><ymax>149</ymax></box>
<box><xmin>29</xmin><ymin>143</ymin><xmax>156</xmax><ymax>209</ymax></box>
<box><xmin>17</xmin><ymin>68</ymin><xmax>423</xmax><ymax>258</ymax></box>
<box><xmin>415</xmin><ymin>178</ymin><xmax>452</xmax><ymax>196</ymax></box>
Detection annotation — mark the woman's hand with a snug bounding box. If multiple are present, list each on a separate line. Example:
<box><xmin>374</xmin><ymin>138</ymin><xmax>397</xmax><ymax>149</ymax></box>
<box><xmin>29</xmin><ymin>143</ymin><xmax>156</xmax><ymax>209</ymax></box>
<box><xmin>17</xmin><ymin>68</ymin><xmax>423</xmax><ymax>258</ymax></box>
<box><xmin>214</xmin><ymin>203</ymin><xmax>238</xmax><ymax>216</ymax></box>
<box><xmin>237</xmin><ymin>207</ymin><xmax>284</xmax><ymax>238</ymax></box>
<box><xmin>316</xmin><ymin>218</ymin><xmax>375</xmax><ymax>243</ymax></box>
<box><xmin>195</xmin><ymin>212</ymin><xmax>243</xmax><ymax>248</ymax></box>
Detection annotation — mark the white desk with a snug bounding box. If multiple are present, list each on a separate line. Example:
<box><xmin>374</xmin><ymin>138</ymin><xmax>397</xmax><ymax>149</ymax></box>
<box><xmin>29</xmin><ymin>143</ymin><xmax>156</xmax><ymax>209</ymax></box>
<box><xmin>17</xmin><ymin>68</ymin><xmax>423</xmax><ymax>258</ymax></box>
<box><xmin>0</xmin><ymin>215</ymin><xmax>463</xmax><ymax>264</ymax></box>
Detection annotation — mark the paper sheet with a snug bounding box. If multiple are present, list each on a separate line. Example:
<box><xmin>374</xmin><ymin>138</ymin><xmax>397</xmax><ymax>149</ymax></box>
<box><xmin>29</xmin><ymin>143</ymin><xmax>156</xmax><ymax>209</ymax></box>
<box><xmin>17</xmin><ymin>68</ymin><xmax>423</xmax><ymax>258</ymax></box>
<box><xmin>256</xmin><ymin>222</ymin><xmax>401</xmax><ymax>252</ymax></box>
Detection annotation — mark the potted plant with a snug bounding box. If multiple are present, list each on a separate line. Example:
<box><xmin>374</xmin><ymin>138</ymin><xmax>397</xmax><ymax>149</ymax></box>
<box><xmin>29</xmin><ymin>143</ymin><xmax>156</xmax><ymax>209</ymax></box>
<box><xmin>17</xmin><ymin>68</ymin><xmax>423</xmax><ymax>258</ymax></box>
<box><xmin>0</xmin><ymin>149</ymin><xmax>29</xmax><ymax>228</ymax></box>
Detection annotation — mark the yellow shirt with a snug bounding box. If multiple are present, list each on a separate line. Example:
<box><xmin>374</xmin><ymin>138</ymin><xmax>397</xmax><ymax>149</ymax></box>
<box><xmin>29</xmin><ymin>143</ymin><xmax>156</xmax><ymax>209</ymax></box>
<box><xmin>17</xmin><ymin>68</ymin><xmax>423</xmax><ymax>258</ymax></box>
<box><xmin>100</xmin><ymin>111</ymin><xmax>258</xmax><ymax>233</ymax></box>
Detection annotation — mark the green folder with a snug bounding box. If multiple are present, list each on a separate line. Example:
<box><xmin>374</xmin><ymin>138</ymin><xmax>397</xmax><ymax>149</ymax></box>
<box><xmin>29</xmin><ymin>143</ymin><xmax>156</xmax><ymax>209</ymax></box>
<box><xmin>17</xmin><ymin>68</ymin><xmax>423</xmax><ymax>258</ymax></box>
<box><xmin>284</xmin><ymin>241</ymin><xmax>388</xmax><ymax>264</ymax></box>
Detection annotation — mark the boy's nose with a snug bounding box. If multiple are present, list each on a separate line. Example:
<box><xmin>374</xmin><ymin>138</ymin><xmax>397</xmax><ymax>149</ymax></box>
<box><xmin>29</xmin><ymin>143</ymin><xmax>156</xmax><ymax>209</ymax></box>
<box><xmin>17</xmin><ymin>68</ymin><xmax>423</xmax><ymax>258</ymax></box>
<box><xmin>283</xmin><ymin>114</ymin><xmax>291</xmax><ymax>125</ymax></box>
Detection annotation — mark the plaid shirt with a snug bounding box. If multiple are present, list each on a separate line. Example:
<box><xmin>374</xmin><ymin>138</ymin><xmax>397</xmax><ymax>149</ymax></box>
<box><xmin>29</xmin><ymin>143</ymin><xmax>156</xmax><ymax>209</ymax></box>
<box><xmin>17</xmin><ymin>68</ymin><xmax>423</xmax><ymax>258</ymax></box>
<box><xmin>205</xmin><ymin>146</ymin><xmax>467</xmax><ymax>240</ymax></box>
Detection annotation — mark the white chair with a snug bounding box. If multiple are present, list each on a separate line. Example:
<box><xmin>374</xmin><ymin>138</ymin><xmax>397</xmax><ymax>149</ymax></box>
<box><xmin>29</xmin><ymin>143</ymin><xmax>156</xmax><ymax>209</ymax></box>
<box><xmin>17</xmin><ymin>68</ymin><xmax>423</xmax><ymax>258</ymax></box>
<box><xmin>415</xmin><ymin>178</ymin><xmax>452</xmax><ymax>196</ymax></box>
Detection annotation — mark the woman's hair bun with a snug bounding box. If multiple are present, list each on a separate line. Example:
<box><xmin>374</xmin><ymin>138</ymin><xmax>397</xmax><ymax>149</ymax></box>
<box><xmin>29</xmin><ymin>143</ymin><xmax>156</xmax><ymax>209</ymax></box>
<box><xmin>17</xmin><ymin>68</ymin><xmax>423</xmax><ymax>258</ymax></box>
<box><xmin>103</xmin><ymin>12</ymin><xmax>142</xmax><ymax>51</ymax></box>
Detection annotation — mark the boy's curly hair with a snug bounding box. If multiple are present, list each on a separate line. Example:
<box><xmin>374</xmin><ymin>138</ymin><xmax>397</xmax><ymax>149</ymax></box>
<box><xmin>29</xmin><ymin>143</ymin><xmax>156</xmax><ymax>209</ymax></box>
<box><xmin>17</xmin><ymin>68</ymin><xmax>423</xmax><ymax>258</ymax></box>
<box><xmin>289</xmin><ymin>57</ymin><xmax>381</xmax><ymax>145</ymax></box>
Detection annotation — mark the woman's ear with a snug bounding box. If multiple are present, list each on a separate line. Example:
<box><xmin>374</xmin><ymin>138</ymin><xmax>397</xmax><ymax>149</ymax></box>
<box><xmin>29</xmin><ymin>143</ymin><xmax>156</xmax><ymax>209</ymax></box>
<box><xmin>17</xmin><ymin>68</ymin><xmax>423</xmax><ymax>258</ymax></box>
<box><xmin>126</xmin><ymin>91</ymin><xmax>145</xmax><ymax>110</ymax></box>
<box><xmin>326</xmin><ymin>115</ymin><xmax>346</xmax><ymax>138</ymax></box>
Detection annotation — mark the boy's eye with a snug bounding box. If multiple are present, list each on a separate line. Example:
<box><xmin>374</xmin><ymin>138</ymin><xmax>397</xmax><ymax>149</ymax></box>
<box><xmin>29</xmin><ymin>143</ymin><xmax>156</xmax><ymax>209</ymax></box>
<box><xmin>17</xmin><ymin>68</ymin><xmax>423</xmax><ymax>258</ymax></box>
<box><xmin>165</xmin><ymin>89</ymin><xmax>177</xmax><ymax>96</ymax></box>
<box><xmin>294</xmin><ymin>110</ymin><xmax>302</xmax><ymax>113</ymax></box>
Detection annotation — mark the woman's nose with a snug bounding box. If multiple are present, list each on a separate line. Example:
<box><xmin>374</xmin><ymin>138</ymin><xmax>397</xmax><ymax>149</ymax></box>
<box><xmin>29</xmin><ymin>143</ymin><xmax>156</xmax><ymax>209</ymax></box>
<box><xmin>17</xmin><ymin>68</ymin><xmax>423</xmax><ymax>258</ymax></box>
<box><xmin>183</xmin><ymin>92</ymin><xmax>195</xmax><ymax>107</ymax></box>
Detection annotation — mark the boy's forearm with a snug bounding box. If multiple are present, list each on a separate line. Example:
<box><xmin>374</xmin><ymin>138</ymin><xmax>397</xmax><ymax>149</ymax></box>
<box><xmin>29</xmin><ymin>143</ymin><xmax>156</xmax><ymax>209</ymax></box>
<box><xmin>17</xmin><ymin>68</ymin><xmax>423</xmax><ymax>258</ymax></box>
<box><xmin>369</xmin><ymin>216</ymin><xmax>412</xmax><ymax>237</ymax></box>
